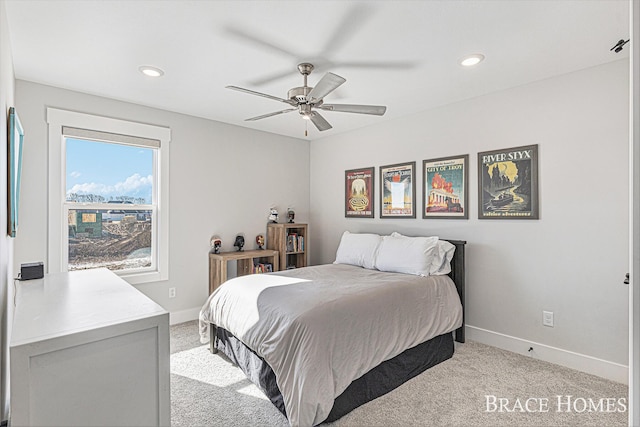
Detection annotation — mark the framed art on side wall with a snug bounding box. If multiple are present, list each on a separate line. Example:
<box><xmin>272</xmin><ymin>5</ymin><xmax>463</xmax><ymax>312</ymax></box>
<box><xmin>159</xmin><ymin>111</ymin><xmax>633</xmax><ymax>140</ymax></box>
<box><xmin>423</xmin><ymin>154</ymin><xmax>469</xmax><ymax>219</ymax></box>
<box><xmin>380</xmin><ymin>161</ymin><xmax>416</xmax><ymax>218</ymax></box>
<box><xmin>345</xmin><ymin>167</ymin><xmax>375</xmax><ymax>218</ymax></box>
<box><xmin>478</xmin><ymin>144</ymin><xmax>539</xmax><ymax>219</ymax></box>
<box><xmin>7</xmin><ymin>107</ymin><xmax>24</xmax><ymax>237</ymax></box>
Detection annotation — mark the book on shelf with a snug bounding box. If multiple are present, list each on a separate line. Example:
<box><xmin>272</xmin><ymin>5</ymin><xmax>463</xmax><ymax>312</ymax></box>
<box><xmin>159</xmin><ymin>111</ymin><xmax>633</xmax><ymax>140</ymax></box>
<box><xmin>286</xmin><ymin>233</ymin><xmax>304</xmax><ymax>253</ymax></box>
<box><xmin>286</xmin><ymin>233</ymin><xmax>297</xmax><ymax>252</ymax></box>
<box><xmin>252</xmin><ymin>263</ymin><xmax>273</xmax><ymax>274</ymax></box>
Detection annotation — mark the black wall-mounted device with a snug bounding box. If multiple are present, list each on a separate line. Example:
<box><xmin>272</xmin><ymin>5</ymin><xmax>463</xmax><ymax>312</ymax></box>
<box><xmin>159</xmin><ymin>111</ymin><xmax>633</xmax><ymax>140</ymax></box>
<box><xmin>610</xmin><ymin>39</ymin><xmax>629</xmax><ymax>53</ymax></box>
<box><xmin>20</xmin><ymin>262</ymin><xmax>44</xmax><ymax>280</ymax></box>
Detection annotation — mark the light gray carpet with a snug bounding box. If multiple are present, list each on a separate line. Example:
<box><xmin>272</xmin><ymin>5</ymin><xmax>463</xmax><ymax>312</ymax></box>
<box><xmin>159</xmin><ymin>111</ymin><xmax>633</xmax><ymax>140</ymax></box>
<box><xmin>170</xmin><ymin>321</ymin><xmax>627</xmax><ymax>426</ymax></box>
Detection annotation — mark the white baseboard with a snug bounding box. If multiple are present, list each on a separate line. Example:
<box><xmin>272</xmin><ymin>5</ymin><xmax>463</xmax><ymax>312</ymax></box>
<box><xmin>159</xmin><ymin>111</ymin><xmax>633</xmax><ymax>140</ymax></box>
<box><xmin>169</xmin><ymin>307</ymin><xmax>200</xmax><ymax>325</ymax></box>
<box><xmin>466</xmin><ymin>325</ymin><xmax>629</xmax><ymax>385</ymax></box>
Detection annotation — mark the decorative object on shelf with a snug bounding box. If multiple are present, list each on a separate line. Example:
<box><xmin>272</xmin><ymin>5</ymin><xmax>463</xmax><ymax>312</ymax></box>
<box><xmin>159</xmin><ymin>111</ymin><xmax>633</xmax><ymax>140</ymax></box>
<box><xmin>345</xmin><ymin>167</ymin><xmax>374</xmax><ymax>218</ymax></box>
<box><xmin>234</xmin><ymin>234</ymin><xmax>245</xmax><ymax>251</ymax></box>
<box><xmin>287</xmin><ymin>208</ymin><xmax>295</xmax><ymax>223</ymax></box>
<box><xmin>269</xmin><ymin>207</ymin><xmax>279</xmax><ymax>223</ymax></box>
<box><xmin>256</xmin><ymin>234</ymin><xmax>265</xmax><ymax>250</ymax></box>
<box><xmin>380</xmin><ymin>161</ymin><xmax>416</xmax><ymax>218</ymax></box>
<box><xmin>423</xmin><ymin>154</ymin><xmax>469</xmax><ymax>219</ymax></box>
<box><xmin>477</xmin><ymin>144</ymin><xmax>539</xmax><ymax>220</ymax></box>
<box><xmin>210</xmin><ymin>236</ymin><xmax>222</xmax><ymax>254</ymax></box>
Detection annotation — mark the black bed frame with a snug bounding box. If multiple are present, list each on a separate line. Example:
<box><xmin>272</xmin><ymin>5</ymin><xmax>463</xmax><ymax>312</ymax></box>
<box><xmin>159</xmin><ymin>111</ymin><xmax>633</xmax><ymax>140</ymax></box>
<box><xmin>446</xmin><ymin>239</ymin><xmax>466</xmax><ymax>343</ymax></box>
<box><xmin>208</xmin><ymin>239</ymin><xmax>466</xmax><ymax>422</ymax></box>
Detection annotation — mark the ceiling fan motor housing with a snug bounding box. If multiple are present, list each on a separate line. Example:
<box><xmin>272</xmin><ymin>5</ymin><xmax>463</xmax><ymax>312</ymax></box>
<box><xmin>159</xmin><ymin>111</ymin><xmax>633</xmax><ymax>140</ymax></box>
<box><xmin>288</xmin><ymin>86</ymin><xmax>312</xmax><ymax>103</ymax></box>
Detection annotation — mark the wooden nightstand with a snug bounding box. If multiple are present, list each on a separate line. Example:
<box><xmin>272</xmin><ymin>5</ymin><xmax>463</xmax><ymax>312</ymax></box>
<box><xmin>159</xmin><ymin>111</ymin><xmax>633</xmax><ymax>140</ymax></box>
<box><xmin>209</xmin><ymin>249</ymin><xmax>279</xmax><ymax>294</ymax></box>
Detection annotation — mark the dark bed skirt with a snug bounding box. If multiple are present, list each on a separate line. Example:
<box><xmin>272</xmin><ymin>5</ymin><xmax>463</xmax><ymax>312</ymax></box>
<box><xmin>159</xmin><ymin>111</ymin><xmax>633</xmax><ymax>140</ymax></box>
<box><xmin>212</xmin><ymin>325</ymin><xmax>455</xmax><ymax>424</ymax></box>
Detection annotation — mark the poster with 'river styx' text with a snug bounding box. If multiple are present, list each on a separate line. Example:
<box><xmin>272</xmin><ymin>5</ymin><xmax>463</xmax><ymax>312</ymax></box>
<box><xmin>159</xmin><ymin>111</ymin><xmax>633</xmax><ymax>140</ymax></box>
<box><xmin>478</xmin><ymin>144</ymin><xmax>539</xmax><ymax>219</ymax></box>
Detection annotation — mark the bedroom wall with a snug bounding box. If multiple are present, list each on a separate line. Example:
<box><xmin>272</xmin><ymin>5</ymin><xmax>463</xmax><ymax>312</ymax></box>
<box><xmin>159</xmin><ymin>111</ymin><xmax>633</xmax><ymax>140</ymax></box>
<box><xmin>0</xmin><ymin>0</ymin><xmax>15</xmax><ymax>420</ymax></box>
<box><xmin>13</xmin><ymin>80</ymin><xmax>310</xmax><ymax>323</ymax></box>
<box><xmin>309</xmin><ymin>59</ymin><xmax>630</xmax><ymax>382</ymax></box>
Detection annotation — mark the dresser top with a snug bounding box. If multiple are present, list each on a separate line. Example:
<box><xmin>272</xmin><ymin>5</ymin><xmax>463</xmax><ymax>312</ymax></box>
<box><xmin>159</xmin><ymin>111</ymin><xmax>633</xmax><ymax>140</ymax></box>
<box><xmin>11</xmin><ymin>268</ymin><xmax>167</xmax><ymax>347</ymax></box>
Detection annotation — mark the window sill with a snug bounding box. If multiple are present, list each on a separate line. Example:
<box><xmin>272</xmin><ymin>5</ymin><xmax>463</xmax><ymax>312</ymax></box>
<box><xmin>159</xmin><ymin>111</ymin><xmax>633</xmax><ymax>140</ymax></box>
<box><xmin>118</xmin><ymin>269</ymin><xmax>168</xmax><ymax>285</ymax></box>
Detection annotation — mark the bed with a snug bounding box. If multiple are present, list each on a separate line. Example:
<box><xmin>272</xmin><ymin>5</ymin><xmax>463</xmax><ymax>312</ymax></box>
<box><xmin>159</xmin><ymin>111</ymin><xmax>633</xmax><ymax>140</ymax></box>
<box><xmin>199</xmin><ymin>232</ymin><xmax>466</xmax><ymax>426</ymax></box>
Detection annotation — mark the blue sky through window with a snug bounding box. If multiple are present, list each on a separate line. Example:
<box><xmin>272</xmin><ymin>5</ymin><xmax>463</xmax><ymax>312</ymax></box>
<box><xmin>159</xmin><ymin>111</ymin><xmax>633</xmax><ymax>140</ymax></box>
<box><xmin>66</xmin><ymin>138</ymin><xmax>153</xmax><ymax>203</ymax></box>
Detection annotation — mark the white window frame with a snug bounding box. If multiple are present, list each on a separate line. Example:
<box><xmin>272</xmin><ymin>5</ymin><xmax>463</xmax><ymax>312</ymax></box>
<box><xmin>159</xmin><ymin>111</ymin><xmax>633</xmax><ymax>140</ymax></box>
<box><xmin>47</xmin><ymin>108</ymin><xmax>170</xmax><ymax>284</ymax></box>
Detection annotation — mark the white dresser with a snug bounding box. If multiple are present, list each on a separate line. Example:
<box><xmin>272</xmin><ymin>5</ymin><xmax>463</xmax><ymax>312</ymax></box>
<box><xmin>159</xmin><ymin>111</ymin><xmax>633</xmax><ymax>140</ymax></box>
<box><xmin>10</xmin><ymin>268</ymin><xmax>170</xmax><ymax>427</ymax></box>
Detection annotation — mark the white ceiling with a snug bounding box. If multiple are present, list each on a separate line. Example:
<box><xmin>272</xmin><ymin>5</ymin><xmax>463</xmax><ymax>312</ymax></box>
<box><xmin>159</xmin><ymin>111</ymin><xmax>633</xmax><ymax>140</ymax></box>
<box><xmin>4</xmin><ymin>0</ymin><xmax>630</xmax><ymax>141</ymax></box>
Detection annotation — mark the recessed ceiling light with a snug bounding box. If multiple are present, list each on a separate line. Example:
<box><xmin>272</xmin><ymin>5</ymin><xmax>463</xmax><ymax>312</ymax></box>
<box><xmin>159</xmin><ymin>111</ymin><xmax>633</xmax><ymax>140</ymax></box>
<box><xmin>138</xmin><ymin>65</ymin><xmax>164</xmax><ymax>77</ymax></box>
<box><xmin>460</xmin><ymin>54</ymin><xmax>485</xmax><ymax>67</ymax></box>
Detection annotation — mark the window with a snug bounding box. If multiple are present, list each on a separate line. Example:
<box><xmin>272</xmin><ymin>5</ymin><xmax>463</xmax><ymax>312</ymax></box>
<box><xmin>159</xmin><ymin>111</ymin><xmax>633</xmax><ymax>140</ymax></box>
<box><xmin>66</xmin><ymin>137</ymin><xmax>154</xmax><ymax>272</ymax></box>
<box><xmin>47</xmin><ymin>108</ymin><xmax>170</xmax><ymax>284</ymax></box>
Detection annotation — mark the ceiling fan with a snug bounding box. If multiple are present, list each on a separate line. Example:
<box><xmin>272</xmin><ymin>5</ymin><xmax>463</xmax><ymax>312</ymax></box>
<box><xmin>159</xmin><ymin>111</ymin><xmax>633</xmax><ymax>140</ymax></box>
<box><xmin>226</xmin><ymin>63</ymin><xmax>387</xmax><ymax>133</ymax></box>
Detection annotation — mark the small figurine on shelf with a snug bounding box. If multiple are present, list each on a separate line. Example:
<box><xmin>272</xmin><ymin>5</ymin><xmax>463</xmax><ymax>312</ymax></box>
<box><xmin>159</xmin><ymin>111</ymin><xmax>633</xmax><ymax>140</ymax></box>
<box><xmin>268</xmin><ymin>207</ymin><xmax>278</xmax><ymax>223</ymax></box>
<box><xmin>256</xmin><ymin>234</ymin><xmax>265</xmax><ymax>250</ymax></box>
<box><xmin>234</xmin><ymin>234</ymin><xmax>245</xmax><ymax>252</ymax></box>
<box><xmin>210</xmin><ymin>236</ymin><xmax>222</xmax><ymax>254</ymax></box>
<box><xmin>287</xmin><ymin>207</ymin><xmax>295</xmax><ymax>223</ymax></box>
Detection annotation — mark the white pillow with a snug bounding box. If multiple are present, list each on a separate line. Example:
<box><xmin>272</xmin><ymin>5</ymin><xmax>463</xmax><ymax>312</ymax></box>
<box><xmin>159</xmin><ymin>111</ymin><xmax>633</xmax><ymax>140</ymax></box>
<box><xmin>374</xmin><ymin>233</ymin><xmax>439</xmax><ymax>276</ymax></box>
<box><xmin>429</xmin><ymin>240</ymin><xmax>456</xmax><ymax>275</ymax></box>
<box><xmin>334</xmin><ymin>231</ymin><xmax>382</xmax><ymax>269</ymax></box>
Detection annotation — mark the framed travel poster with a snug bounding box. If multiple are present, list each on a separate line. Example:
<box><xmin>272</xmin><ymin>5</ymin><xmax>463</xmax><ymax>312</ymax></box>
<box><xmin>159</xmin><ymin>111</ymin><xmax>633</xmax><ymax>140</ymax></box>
<box><xmin>423</xmin><ymin>154</ymin><xmax>468</xmax><ymax>219</ymax></box>
<box><xmin>478</xmin><ymin>144</ymin><xmax>539</xmax><ymax>219</ymax></box>
<box><xmin>380</xmin><ymin>161</ymin><xmax>416</xmax><ymax>218</ymax></box>
<box><xmin>345</xmin><ymin>167</ymin><xmax>374</xmax><ymax>218</ymax></box>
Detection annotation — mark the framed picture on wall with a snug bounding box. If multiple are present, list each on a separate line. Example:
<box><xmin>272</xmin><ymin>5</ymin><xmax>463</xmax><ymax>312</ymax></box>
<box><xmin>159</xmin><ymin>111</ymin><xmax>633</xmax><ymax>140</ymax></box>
<box><xmin>7</xmin><ymin>107</ymin><xmax>24</xmax><ymax>237</ymax></box>
<box><xmin>478</xmin><ymin>144</ymin><xmax>539</xmax><ymax>219</ymax></box>
<box><xmin>423</xmin><ymin>154</ymin><xmax>469</xmax><ymax>219</ymax></box>
<box><xmin>345</xmin><ymin>167</ymin><xmax>375</xmax><ymax>218</ymax></box>
<box><xmin>380</xmin><ymin>161</ymin><xmax>416</xmax><ymax>218</ymax></box>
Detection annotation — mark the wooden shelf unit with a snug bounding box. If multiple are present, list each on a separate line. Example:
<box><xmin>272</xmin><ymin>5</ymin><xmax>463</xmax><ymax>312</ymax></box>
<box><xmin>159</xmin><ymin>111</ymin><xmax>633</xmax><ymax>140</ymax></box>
<box><xmin>267</xmin><ymin>223</ymin><xmax>308</xmax><ymax>271</ymax></box>
<box><xmin>209</xmin><ymin>249</ymin><xmax>279</xmax><ymax>294</ymax></box>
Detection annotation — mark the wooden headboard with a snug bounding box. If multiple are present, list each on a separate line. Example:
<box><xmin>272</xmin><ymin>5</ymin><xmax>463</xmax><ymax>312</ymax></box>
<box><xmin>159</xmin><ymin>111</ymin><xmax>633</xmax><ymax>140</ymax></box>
<box><xmin>443</xmin><ymin>239</ymin><xmax>466</xmax><ymax>343</ymax></box>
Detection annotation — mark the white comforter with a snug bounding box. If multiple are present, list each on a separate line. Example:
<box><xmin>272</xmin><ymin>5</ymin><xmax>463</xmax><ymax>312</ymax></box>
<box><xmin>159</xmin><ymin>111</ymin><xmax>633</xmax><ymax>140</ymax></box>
<box><xmin>199</xmin><ymin>264</ymin><xmax>462</xmax><ymax>426</ymax></box>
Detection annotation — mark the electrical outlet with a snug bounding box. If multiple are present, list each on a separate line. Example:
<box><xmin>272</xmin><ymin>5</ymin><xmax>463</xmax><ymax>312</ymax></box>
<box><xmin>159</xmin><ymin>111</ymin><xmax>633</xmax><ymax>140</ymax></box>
<box><xmin>169</xmin><ymin>287</ymin><xmax>176</xmax><ymax>298</ymax></box>
<box><xmin>543</xmin><ymin>310</ymin><xmax>554</xmax><ymax>327</ymax></box>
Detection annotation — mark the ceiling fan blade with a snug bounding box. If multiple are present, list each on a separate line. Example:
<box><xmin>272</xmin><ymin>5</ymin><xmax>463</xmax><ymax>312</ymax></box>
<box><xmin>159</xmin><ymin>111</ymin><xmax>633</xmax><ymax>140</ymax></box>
<box><xmin>307</xmin><ymin>72</ymin><xmax>346</xmax><ymax>104</ymax></box>
<box><xmin>319</xmin><ymin>104</ymin><xmax>387</xmax><ymax>116</ymax></box>
<box><xmin>319</xmin><ymin>4</ymin><xmax>375</xmax><ymax>56</ymax></box>
<box><xmin>309</xmin><ymin>112</ymin><xmax>332</xmax><ymax>132</ymax></box>
<box><xmin>224</xmin><ymin>26</ymin><xmax>301</xmax><ymax>59</ymax></box>
<box><xmin>226</xmin><ymin>86</ymin><xmax>296</xmax><ymax>106</ymax></box>
<box><xmin>333</xmin><ymin>60</ymin><xmax>418</xmax><ymax>70</ymax></box>
<box><xmin>248</xmin><ymin>68</ymin><xmax>297</xmax><ymax>87</ymax></box>
<box><xmin>245</xmin><ymin>109</ymin><xmax>296</xmax><ymax>121</ymax></box>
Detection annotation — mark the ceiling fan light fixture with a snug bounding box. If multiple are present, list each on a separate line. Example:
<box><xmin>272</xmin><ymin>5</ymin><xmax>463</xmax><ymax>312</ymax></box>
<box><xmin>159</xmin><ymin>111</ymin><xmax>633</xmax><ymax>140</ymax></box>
<box><xmin>138</xmin><ymin>65</ymin><xmax>165</xmax><ymax>77</ymax></box>
<box><xmin>460</xmin><ymin>54</ymin><xmax>485</xmax><ymax>67</ymax></box>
